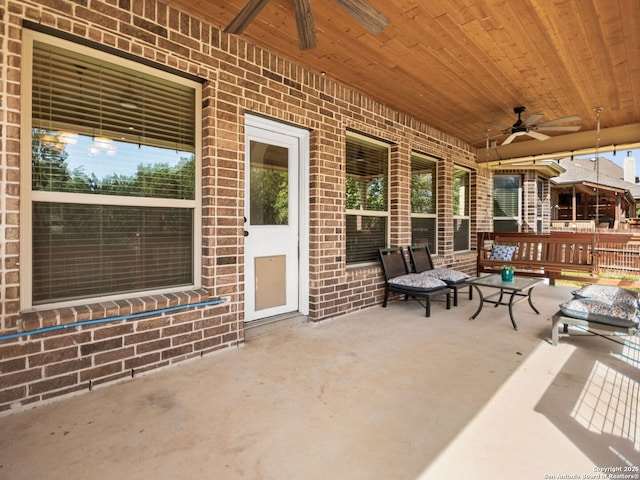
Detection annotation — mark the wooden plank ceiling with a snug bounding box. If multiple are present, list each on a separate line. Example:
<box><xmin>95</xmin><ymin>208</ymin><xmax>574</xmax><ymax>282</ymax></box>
<box><xmin>167</xmin><ymin>0</ymin><xmax>640</xmax><ymax>162</ymax></box>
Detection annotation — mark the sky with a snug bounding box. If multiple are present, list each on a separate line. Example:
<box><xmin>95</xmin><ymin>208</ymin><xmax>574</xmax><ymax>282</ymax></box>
<box><xmin>578</xmin><ymin>148</ymin><xmax>640</xmax><ymax>185</ymax></box>
<box><xmin>580</xmin><ymin>148</ymin><xmax>640</xmax><ymax>169</ymax></box>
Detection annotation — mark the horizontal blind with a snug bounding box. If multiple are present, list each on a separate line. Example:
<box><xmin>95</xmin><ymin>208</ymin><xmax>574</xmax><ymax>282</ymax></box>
<box><xmin>32</xmin><ymin>41</ymin><xmax>195</xmax><ymax>152</ymax></box>
<box><xmin>32</xmin><ymin>203</ymin><xmax>193</xmax><ymax>304</ymax></box>
<box><xmin>453</xmin><ymin>168</ymin><xmax>470</xmax><ymax>217</ymax></box>
<box><xmin>411</xmin><ymin>217</ymin><xmax>436</xmax><ymax>251</ymax></box>
<box><xmin>411</xmin><ymin>154</ymin><xmax>436</xmax><ymax>214</ymax></box>
<box><xmin>346</xmin><ymin>215</ymin><xmax>387</xmax><ymax>264</ymax></box>
<box><xmin>345</xmin><ymin>134</ymin><xmax>389</xmax><ymax>264</ymax></box>
<box><xmin>346</xmin><ymin>136</ymin><xmax>388</xmax><ymax>211</ymax></box>
<box><xmin>493</xmin><ymin>176</ymin><xmax>520</xmax><ymax>217</ymax></box>
<box><xmin>28</xmin><ymin>37</ymin><xmax>198</xmax><ymax>306</ymax></box>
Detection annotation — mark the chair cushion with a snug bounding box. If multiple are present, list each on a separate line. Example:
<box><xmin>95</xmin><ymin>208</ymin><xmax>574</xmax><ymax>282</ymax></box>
<box><xmin>559</xmin><ymin>298</ymin><xmax>639</xmax><ymax>328</ymax></box>
<box><xmin>571</xmin><ymin>284</ymin><xmax>639</xmax><ymax>307</ymax></box>
<box><xmin>422</xmin><ymin>268</ymin><xmax>470</xmax><ymax>284</ymax></box>
<box><xmin>389</xmin><ymin>273</ymin><xmax>447</xmax><ymax>292</ymax></box>
<box><xmin>490</xmin><ymin>244</ymin><xmax>516</xmax><ymax>261</ymax></box>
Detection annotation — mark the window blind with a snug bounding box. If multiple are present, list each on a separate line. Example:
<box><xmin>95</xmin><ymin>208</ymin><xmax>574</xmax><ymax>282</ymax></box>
<box><xmin>411</xmin><ymin>154</ymin><xmax>436</xmax><ymax>214</ymax></box>
<box><xmin>32</xmin><ymin>41</ymin><xmax>195</xmax><ymax>152</ymax></box>
<box><xmin>345</xmin><ymin>134</ymin><xmax>389</xmax><ymax>264</ymax></box>
<box><xmin>28</xmin><ymin>37</ymin><xmax>198</xmax><ymax>307</ymax></box>
<box><xmin>493</xmin><ymin>176</ymin><xmax>520</xmax><ymax>217</ymax></box>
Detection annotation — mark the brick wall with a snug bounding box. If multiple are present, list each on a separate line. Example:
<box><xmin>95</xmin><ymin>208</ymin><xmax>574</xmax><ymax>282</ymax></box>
<box><xmin>0</xmin><ymin>0</ymin><xmax>484</xmax><ymax>412</ymax></box>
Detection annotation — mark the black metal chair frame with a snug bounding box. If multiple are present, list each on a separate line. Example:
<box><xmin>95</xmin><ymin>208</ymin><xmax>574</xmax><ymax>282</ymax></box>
<box><xmin>378</xmin><ymin>247</ymin><xmax>452</xmax><ymax>317</ymax></box>
<box><xmin>407</xmin><ymin>244</ymin><xmax>472</xmax><ymax>307</ymax></box>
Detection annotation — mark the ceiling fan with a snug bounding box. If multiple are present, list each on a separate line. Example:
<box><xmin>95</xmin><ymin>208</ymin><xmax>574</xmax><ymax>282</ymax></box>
<box><xmin>225</xmin><ymin>0</ymin><xmax>390</xmax><ymax>51</ymax></box>
<box><xmin>492</xmin><ymin>106</ymin><xmax>582</xmax><ymax>145</ymax></box>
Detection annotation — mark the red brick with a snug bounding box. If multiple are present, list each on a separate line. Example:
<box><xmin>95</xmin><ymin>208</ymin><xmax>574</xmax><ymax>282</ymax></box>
<box><xmin>94</xmin><ymin>323</ymin><xmax>134</xmax><ymax>340</ymax></box>
<box><xmin>161</xmin><ymin>345</ymin><xmax>193</xmax><ymax>360</ymax></box>
<box><xmin>29</xmin><ymin>346</ymin><xmax>78</xmax><ymax>367</ymax></box>
<box><xmin>80</xmin><ymin>338</ymin><xmax>123</xmax><ymax>356</ymax></box>
<box><xmin>0</xmin><ymin>342</ymin><xmax>41</xmax><ymax>361</ymax></box>
<box><xmin>95</xmin><ymin>347</ymin><xmax>135</xmax><ymax>365</ymax></box>
<box><xmin>136</xmin><ymin>338</ymin><xmax>171</xmax><ymax>355</ymax></box>
<box><xmin>80</xmin><ymin>363</ymin><xmax>123</xmax><ymax>383</ymax></box>
<box><xmin>125</xmin><ymin>353</ymin><xmax>161</xmax><ymax>370</ymax></box>
<box><xmin>162</xmin><ymin>323</ymin><xmax>192</xmax><ymax>337</ymax></box>
<box><xmin>0</xmin><ymin>385</ymin><xmax>27</xmax><ymax>405</ymax></box>
<box><xmin>29</xmin><ymin>373</ymin><xmax>77</xmax><ymax>395</ymax></box>
<box><xmin>124</xmin><ymin>330</ymin><xmax>160</xmax><ymax>345</ymax></box>
<box><xmin>0</xmin><ymin>357</ymin><xmax>26</xmax><ymax>374</ymax></box>
<box><xmin>45</xmin><ymin>358</ymin><xmax>92</xmax><ymax>377</ymax></box>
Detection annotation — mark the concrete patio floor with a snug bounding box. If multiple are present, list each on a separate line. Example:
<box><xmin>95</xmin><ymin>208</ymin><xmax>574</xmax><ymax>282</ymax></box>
<box><xmin>0</xmin><ymin>283</ymin><xmax>638</xmax><ymax>479</ymax></box>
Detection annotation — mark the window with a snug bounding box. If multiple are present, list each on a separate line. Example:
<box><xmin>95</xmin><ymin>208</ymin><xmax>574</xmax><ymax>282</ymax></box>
<box><xmin>411</xmin><ymin>153</ymin><xmax>437</xmax><ymax>250</ymax></box>
<box><xmin>453</xmin><ymin>167</ymin><xmax>470</xmax><ymax>251</ymax></box>
<box><xmin>536</xmin><ymin>177</ymin><xmax>544</xmax><ymax>232</ymax></box>
<box><xmin>22</xmin><ymin>31</ymin><xmax>201</xmax><ymax>310</ymax></box>
<box><xmin>493</xmin><ymin>175</ymin><xmax>521</xmax><ymax>232</ymax></box>
<box><xmin>345</xmin><ymin>133</ymin><xmax>389</xmax><ymax>264</ymax></box>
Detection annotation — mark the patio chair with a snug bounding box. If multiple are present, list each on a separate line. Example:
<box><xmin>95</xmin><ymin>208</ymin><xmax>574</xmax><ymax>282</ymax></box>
<box><xmin>378</xmin><ymin>247</ymin><xmax>452</xmax><ymax>317</ymax></box>
<box><xmin>407</xmin><ymin>244</ymin><xmax>472</xmax><ymax>306</ymax></box>
<box><xmin>550</xmin><ymin>285</ymin><xmax>640</xmax><ymax>345</ymax></box>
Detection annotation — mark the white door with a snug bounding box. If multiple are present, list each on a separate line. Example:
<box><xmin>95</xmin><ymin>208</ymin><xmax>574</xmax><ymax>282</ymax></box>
<box><xmin>244</xmin><ymin>116</ymin><xmax>306</xmax><ymax>322</ymax></box>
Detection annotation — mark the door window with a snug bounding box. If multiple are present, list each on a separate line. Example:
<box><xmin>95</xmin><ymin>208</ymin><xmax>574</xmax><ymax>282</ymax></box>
<box><xmin>249</xmin><ymin>141</ymin><xmax>289</xmax><ymax>225</ymax></box>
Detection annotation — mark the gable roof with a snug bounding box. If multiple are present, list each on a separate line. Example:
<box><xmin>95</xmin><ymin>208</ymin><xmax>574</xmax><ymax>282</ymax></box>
<box><xmin>550</xmin><ymin>157</ymin><xmax>640</xmax><ymax>199</ymax></box>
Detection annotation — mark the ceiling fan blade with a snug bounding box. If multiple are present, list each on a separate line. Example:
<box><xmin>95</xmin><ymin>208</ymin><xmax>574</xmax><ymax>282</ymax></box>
<box><xmin>334</xmin><ymin>0</ymin><xmax>390</xmax><ymax>35</ymax></box>
<box><xmin>501</xmin><ymin>133</ymin><xmax>519</xmax><ymax>145</ymax></box>
<box><xmin>535</xmin><ymin>125</ymin><xmax>582</xmax><ymax>132</ymax></box>
<box><xmin>536</xmin><ymin>115</ymin><xmax>581</xmax><ymax>127</ymax></box>
<box><xmin>293</xmin><ymin>0</ymin><xmax>317</xmax><ymax>50</ymax></box>
<box><xmin>224</xmin><ymin>0</ymin><xmax>271</xmax><ymax>34</ymax></box>
<box><xmin>523</xmin><ymin>113</ymin><xmax>544</xmax><ymax>126</ymax></box>
<box><xmin>527</xmin><ymin>131</ymin><xmax>550</xmax><ymax>141</ymax></box>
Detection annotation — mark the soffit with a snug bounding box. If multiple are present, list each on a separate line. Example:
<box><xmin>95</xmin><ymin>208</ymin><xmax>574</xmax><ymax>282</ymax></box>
<box><xmin>166</xmin><ymin>0</ymin><xmax>640</xmax><ymax>160</ymax></box>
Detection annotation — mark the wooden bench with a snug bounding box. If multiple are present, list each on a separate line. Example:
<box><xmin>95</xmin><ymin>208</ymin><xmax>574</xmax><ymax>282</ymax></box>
<box><xmin>477</xmin><ymin>232</ymin><xmax>596</xmax><ymax>284</ymax></box>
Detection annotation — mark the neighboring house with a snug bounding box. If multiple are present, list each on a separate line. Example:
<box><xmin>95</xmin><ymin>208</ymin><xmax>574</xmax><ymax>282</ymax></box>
<box><xmin>550</xmin><ymin>157</ymin><xmax>640</xmax><ymax>227</ymax></box>
<box><xmin>0</xmin><ymin>1</ymin><xmax>497</xmax><ymax>410</ymax></box>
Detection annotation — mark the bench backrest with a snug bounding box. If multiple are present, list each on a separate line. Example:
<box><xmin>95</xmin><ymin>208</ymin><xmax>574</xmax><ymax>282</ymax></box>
<box><xmin>488</xmin><ymin>233</ymin><xmax>595</xmax><ymax>268</ymax></box>
<box><xmin>542</xmin><ymin>236</ymin><xmax>594</xmax><ymax>266</ymax></box>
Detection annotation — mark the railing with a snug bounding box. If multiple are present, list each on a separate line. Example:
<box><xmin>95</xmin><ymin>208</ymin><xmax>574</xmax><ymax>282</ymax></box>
<box><xmin>477</xmin><ymin>231</ymin><xmax>640</xmax><ymax>288</ymax></box>
<box><xmin>551</xmin><ymin>220</ymin><xmax>596</xmax><ymax>232</ymax></box>
<box><xmin>552</xmin><ymin>218</ymin><xmax>640</xmax><ymax>232</ymax></box>
<box><xmin>592</xmin><ymin>233</ymin><xmax>640</xmax><ymax>281</ymax></box>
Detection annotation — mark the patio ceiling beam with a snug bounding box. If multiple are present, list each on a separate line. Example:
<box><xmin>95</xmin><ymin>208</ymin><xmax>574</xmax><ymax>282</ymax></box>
<box><xmin>477</xmin><ymin>124</ymin><xmax>640</xmax><ymax>163</ymax></box>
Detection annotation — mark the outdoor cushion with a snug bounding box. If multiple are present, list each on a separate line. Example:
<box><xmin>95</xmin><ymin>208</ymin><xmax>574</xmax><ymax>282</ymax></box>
<box><xmin>389</xmin><ymin>273</ymin><xmax>447</xmax><ymax>292</ymax></box>
<box><xmin>422</xmin><ymin>268</ymin><xmax>470</xmax><ymax>284</ymax></box>
<box><xmin>489</xmin><ymin>244</ymin><xmax>516</xmax><ymax>261</ymax></box>
<box><xmin>571</xmin><ymin>284</ymin><xmax>639</xmax><ymax>307</ymax></box>
<box><xmin>559</xmin><ymin>298</ymin><xmax>639</xmax><ymax>328</ymax></box>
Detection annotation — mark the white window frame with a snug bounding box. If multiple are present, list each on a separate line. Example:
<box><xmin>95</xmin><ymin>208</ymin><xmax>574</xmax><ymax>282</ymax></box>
<box><xmin>410</xmin><ymin>152</ymin><xmax>438</xmax><ymax>252</ymax></box>
<box><xmin>493</xmin><ymin>174</ymin><xmax>522</xmax><ymax>232</ymax></box>
<box><xmin>345</xmin><ymin>131</ymin><xmax>390</xmax><ymax>266</ymax></box>
<box><xmin>20</xmin><ymin>30</ymin><xmax>202</xmax><ymax>312</ymax></box>
<box><xmin>536</xmin><ymin>177</ymin><xmax>544</xmax><ymax>232</ymax></box>
<box><xmin>453</xmin><ymin>166</ymin><xmax>471</xmax><ymax>252</ymax></box>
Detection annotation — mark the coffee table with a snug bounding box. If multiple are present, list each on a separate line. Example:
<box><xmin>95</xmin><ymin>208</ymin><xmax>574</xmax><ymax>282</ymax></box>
<box><xmin>468</xmin><ymin>274</ymin><xmax>543</xmax><ymax>330</ymax></box>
